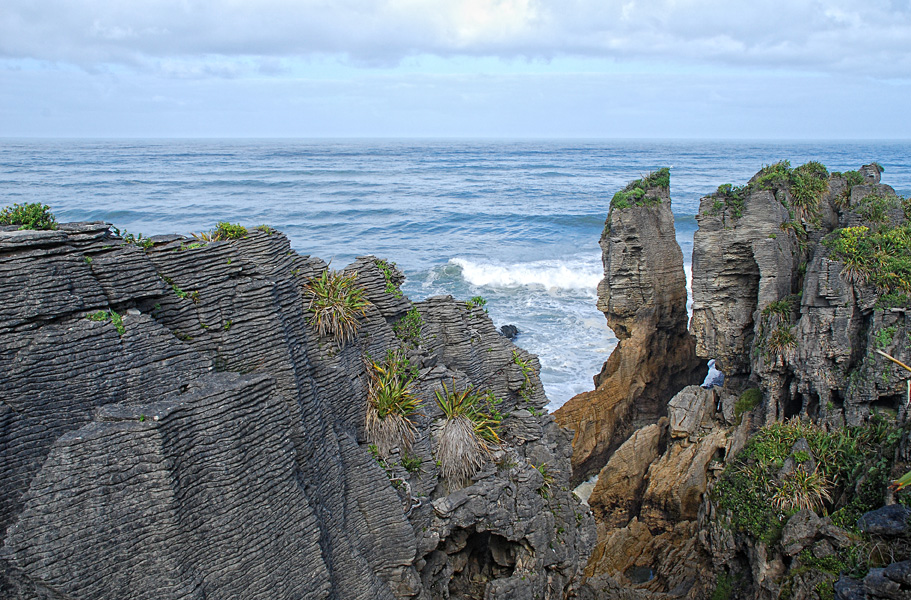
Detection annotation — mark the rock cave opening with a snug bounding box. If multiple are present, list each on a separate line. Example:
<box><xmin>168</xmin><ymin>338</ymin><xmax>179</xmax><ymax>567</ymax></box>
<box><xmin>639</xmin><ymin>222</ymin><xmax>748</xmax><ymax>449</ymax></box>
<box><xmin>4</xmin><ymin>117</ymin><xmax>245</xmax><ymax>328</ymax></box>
<box><xmin>783</xmin><ymin>390</ymin><xmax>803</xmax><ymax>420</ymax></box>
<box><xmin>872</xmin><ymin>394</ymin><xmax>904</xmax><ymax>415</ymax></box>
<box><xmin>438</xmin><ymin>528</ymin><xmax>519</xmax><ymax>599</ymax></box>
<box><xmin>805</xmin><ymin>391</ymin><xmax>821</xmax><ymax>420</ymax></box>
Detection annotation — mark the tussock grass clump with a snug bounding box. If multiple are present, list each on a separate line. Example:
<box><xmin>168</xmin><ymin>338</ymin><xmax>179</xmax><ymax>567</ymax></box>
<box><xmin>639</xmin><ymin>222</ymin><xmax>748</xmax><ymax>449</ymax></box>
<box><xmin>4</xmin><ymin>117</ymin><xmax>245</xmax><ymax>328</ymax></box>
<box><xmin>0</xmin><ymin>203</ymin><xmax>57</xmax><ymax>230</ymax></box>
<box><xmin>304</xmin><ymin>269</ymin><xmax>371</xmax><ymax>342</ymax></box>
<box><xmin>434</xmin><ymin>381</ymin><xmax>503</xmax><ymax>484</ymax></box>
<box><xmin>751</xmin><ymin>160</ymin><xmax>830</xmax><ymax>223</ymax></box>
<box><xmin>825</xmin><ymin>223</ymin><xmax>911</xmax><ymax>293</ymax></box>
<box><xmin>365</xmin><ymin>351</ymin><xmax>421</xmax><ymax>458</ymax></box>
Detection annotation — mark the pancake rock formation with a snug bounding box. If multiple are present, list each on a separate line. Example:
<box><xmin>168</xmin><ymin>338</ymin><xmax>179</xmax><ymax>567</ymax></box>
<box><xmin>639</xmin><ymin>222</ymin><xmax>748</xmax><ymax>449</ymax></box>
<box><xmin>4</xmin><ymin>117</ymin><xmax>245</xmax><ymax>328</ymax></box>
<box><xmin>564</xmin><ymin>163</ymin><xmax>911</xmax><ymax>600</ymax></box>
<box><xmin>0</xmin><ymin>222</ymin><xmax>594</xmax><ymax>599</ymax></box>
<box><xmin>554</xmin><ymin>168</ymin><xmax>707</xmax><ymax>483</ymax></box>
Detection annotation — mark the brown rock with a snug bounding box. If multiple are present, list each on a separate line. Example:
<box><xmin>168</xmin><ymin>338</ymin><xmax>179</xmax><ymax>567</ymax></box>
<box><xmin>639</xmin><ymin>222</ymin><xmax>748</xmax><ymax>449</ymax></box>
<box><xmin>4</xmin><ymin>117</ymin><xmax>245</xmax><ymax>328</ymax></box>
<box><xmin>588</xmin><ymin>422</ymin><xmax>664</xmax><ymax>528</ymax></box>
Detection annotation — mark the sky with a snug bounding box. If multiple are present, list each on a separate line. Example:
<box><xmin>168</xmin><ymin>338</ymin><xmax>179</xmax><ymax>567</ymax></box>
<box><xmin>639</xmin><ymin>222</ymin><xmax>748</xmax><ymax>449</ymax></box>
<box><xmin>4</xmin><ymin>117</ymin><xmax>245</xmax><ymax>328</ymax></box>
<box><xmin>1</xmin><ymin>0</ymin><xmax>910</xmax><ymax>139</ymax></box>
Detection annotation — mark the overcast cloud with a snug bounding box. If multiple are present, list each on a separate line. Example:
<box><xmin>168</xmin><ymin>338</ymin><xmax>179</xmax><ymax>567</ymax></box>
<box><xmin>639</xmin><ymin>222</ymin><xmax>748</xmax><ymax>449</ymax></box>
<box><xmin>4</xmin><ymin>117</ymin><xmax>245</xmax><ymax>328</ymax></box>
<box><xmin>2</xmin><ymin>0</ymin><xmax>910</xmax><ymax>77</ymax></box>
<box><xmin>1</xmin><ymin>1</ymin><xmax>909</xmax><ymax>137</ymax></box>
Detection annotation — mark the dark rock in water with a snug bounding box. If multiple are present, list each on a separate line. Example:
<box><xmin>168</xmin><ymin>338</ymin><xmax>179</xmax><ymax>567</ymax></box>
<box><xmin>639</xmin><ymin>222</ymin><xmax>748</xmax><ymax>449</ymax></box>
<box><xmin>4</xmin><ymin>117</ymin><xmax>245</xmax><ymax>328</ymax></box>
<box><xmin>835</xmin><ymin>575</ymin><xmax>867</xmax><ymax>600</ymax></box>
<box><xmin>858</xmin><ymin>505</ymin><xmax>911</xmax><ymax>537</ymax></box>
<box><xmin>0</xmin><ymin>226</ymin><xmax>594</xmax><ymax>599</ymax></box>
<box><xmin>500</xmin><ymin>324</ymin><xmax>519</xmax><ymax>339</ymax></box>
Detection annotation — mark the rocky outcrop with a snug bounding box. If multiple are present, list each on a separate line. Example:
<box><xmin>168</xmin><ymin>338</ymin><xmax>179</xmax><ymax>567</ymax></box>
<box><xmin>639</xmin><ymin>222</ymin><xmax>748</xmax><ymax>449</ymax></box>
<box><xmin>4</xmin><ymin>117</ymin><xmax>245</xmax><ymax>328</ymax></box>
<box><xmin>690</xmin><ymin>163</ymin><xmax>909</xmax><ymax>425</ymax></box>
<box><xmin>580</xmin><ymin>385</ymin><xmax>753</xmax><ymax>598</ymax></box>
<box><xmin>0</xmin><ymin>223</ymin><xmax>594</xmax><ymax>599</ymax></box>
<box><xmin>690</xmin><ymin>163</ymin><xmax>911</xmax><ymax>600</ymax></box>
<box><xmin>565</xmin><ymin>162</ymin><xmax>911</xmax><ymax>600</ymax></box>
<box><xmin>555</xmin><ymin>171</ymin><xmax>706</xmax><ymax>482</ymax></box>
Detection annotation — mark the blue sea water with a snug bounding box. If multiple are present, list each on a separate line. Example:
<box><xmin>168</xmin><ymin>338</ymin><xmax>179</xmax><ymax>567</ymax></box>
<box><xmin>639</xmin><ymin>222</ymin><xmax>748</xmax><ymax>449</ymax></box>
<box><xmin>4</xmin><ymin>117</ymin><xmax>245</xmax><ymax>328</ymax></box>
<box><xmin>2</xmin><ymin>139</ymin><xmax>909</xmax><ymax>409</ymax></box>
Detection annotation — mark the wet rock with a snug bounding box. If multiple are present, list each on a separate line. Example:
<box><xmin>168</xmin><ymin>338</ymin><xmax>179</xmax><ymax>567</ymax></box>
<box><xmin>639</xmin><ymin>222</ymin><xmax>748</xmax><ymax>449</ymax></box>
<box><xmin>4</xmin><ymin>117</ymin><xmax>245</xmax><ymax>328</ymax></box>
<box><xmin>499</xmin><ymin>324</ymin><xmax>519</xmax><ymax>339</ymax></box>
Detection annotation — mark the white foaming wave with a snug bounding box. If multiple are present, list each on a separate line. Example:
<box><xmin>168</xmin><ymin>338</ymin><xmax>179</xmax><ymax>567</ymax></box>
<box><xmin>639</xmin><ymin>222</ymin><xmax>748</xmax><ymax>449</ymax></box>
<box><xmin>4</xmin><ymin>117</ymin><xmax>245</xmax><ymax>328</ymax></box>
<box><xmin>451</xmin><ymin>257</ymin><xmax>601</xmax><ymax>290</ymax></box>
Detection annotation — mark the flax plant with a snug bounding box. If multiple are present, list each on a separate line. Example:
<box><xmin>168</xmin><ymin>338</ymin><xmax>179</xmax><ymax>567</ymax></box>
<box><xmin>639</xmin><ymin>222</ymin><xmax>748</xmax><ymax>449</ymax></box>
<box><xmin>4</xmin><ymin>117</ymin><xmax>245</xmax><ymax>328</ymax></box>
<box><xmin>304</xmin><ymin>269</ymin><xmax>370</xmax><ymax>343</ymax></box>
<box><xmin>365</xmin><ymin>352</ymin><xmax>421</xmax><ymax>458</ymax></box>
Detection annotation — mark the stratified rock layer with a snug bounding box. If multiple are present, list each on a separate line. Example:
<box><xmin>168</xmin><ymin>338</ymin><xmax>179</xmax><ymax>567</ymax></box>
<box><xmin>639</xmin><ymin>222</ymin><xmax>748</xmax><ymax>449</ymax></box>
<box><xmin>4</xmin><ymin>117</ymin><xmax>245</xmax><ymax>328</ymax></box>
<box><xmin>555</xmin><ymin>176</ymin><xmax>706</xmax><ymax>482</ymax></box>
<box><xmin>0</xmin><ymin>224</ymin><xmax>594</xmax><ymax>599</ymax></box>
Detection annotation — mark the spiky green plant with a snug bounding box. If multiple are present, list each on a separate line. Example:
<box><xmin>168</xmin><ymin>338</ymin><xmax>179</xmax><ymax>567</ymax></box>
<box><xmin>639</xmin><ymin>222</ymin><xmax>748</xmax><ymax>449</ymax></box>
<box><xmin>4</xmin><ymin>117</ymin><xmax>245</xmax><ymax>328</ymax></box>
<box><xmin>771</xmin><ymin>467</ymin><xmax>833</xmax><ymax>513</ymax></box>
<box><xmin>365</xmin><ymin>352</ymin><xmax>421</xmax><ymax>458</ymax></box>
<box><xmin>304</xmin><ymin>269</ymin><xmax>371</xmax><ymax>342</ymax></box>
<box><xmin>434</xmin><ymin>381</ymin><xmax>503</xmax><ymax>484</ymax></box>
<box><xmin>764</xmin><ymin>326</ymin><xmax>798</xmax><ymax>359</ymax></box>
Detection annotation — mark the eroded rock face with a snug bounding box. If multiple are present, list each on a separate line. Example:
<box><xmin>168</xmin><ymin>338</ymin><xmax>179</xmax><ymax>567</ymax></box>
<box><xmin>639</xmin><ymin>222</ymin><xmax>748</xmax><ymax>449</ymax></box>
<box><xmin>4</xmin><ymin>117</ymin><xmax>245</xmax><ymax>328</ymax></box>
<box><xmin>690</xmin><ymin>166</ymin><xmax>909</xmax><ymax>426</ymax></box>
<box><xmin>555</xmin><ymin>176</ymin><xmax>706</xmax><ymax>482</ymax></box>
<box><xmin>0</xmin><ymin>224</ymin><xmax>594</xmax><ymax>599</ymax></box>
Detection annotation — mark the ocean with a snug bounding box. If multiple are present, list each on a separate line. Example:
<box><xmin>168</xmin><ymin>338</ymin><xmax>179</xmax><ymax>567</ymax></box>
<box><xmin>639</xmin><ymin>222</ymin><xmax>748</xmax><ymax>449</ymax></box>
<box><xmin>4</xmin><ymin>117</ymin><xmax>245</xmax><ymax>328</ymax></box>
<box><xmin>2</xmin><ymin>139</ymin><xmax>909</xmax><ymax>409</ymax></box>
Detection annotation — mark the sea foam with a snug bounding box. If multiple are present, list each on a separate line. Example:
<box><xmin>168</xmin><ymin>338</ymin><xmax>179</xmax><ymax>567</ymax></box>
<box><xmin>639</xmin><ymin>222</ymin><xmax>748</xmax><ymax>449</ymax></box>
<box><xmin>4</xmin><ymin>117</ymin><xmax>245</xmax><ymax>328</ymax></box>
<box><xmin>451</xmin><ymin>257</ymin><xmax>601</xmax><ymax>291</ymax></box>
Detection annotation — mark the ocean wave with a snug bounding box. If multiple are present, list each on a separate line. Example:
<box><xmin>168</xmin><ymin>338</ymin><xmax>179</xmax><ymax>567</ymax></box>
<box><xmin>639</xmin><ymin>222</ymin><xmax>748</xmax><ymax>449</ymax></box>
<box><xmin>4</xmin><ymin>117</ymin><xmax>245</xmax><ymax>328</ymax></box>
<box><xmin>451</xmin><ymin>257</ymin><xmax>601</xmax><ymax>290</ymax></box>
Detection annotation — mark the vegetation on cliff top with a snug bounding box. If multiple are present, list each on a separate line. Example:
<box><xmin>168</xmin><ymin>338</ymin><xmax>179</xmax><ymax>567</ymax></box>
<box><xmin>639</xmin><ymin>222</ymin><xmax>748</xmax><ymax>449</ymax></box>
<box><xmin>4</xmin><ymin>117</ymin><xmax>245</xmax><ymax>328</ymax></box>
<box><xmin>825</xmin><ymin>220</ymin><xmax>911</xmax><ymax>294</ymax></box>
<box><xmin>710</xmin><ymin>160</ymin><xmax>830</xmax><ymax>223</ymax></box>
<box><xmin>610</xmin><ymin>167</ymin><xmax>670</xmax><ymax>210</ymax></box>
<box><xmin>192</xmin><ymin>221</ymin><xmax>248</xmax><ymax>242</ymax></box>
<box><xmin>0</xmin><ymin>202</ymin><xmax>57</xmax><ymax>230</ymax></box>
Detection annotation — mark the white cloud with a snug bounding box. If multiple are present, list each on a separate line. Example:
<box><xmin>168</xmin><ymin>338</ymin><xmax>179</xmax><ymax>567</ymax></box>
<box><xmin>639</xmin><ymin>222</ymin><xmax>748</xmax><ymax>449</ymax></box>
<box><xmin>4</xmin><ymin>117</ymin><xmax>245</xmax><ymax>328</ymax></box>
<box><xmin>0</xmin><ymin>0</ymin><xmax>909</xmax><ymax>77</ymax></box>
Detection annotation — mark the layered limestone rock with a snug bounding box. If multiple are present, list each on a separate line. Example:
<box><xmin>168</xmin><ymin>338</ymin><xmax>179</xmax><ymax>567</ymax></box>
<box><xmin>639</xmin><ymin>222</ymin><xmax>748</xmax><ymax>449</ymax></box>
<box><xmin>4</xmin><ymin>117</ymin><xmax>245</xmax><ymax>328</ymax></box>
<box><xmin>690</xmin><ymin>162</ymin><xmax>909</xmax><ymax>425</ymax></box>
<box><xmin>690</xmin><ymin>163</ymin><xmax>911</xmax><ymax>600</ymax></box>
<box><xmin>555</xmin><ymin>170</ymin><xmax>707</xmax><ymax>482</ymax></box>
<box><xmin>568</xmin><ymin>162</ymin><xmax>911</xmax><ymax>599</ymax></box>
<box><xmin>0</xmin><ymin>223</ymin><xmax>594</xmax><ymax>599</ymax></box>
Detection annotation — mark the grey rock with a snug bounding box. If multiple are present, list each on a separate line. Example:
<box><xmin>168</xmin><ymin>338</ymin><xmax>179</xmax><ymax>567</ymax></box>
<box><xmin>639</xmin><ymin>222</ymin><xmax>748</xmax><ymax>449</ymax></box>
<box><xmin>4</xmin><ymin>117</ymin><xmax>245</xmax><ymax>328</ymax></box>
<box><xmin>858</xmin><ymin>505</ymin><xmax>911</xmax><ymax>537</ymax></box>
<box><xmin>556</xmin><ymin>173</ymin><xmax>706</xmax><ymax>482</ymax></box>
<box><xmin>865</xmin><ymin>568</ymin><xmax>911</xmax><ymax>600</ymax></box>
<box><xmin>499</xmin><ymin>324</ymin><xmax>519</xmax><ymax>339</ymax></box>
<box><xmin>835</xmin><ymin>576</ymin><xmax>868</xmax><ymax>600</ymax></box>
<box><xmin>884</xmin><ymin>561</ymin><xmax>911</xmax><ymax>587</ymax></box>
<box><xmin>0</xmin><ymin>224</ymin><xmax>594</xmax><ymax>599</ymax></box>
<box><xmin>668</xmin><ymin>386</ymin><xmax>715</xmax><ymax>438</ymax></box>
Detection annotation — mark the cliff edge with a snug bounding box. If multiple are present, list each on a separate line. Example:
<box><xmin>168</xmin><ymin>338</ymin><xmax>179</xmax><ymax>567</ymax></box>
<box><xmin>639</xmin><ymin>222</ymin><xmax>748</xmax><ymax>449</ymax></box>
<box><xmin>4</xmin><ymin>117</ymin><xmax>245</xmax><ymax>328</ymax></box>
<box><xmin>0</xmin><ymin>220</ymin><xmax>594</xmax><ymax>599</ymax></box>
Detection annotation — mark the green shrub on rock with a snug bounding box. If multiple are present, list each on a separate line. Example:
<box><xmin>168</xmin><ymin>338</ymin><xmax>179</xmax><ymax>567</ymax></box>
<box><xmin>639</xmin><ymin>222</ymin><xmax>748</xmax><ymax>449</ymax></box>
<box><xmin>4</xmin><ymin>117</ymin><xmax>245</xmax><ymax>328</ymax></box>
<box><xmin>712</xmin><ymin>417</ymin><xmax>903</xmax><ymax>544</ymax></box>
<box><xmin>365</xmin><ymin>351</ymin><xmax>421</xmax><ymax>458</ymax></box>
<box><xmin>610</xmin><ymin>168</ymin><xmax>670</xmax><ymax>210</ymax></box>
<box><xmin>0</xmin><ymin>203</ymin><xmax>57</xmax><ymax>230</ymax></box>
